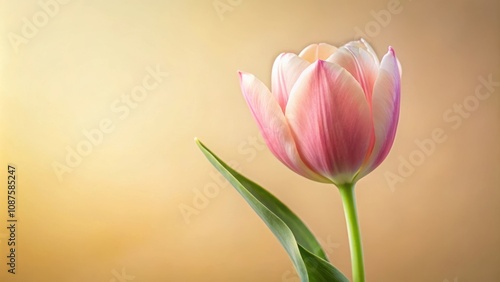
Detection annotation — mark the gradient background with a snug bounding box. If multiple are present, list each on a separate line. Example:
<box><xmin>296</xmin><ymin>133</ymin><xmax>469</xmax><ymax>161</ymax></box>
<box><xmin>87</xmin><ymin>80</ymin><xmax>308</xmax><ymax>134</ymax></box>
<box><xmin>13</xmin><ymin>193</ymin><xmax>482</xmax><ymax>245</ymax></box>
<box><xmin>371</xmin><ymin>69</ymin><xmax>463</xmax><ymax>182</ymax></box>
<box><xmin>0</xmin><ymin>0</ymin><xmax>499</xmax><ymax>281</ymax></box>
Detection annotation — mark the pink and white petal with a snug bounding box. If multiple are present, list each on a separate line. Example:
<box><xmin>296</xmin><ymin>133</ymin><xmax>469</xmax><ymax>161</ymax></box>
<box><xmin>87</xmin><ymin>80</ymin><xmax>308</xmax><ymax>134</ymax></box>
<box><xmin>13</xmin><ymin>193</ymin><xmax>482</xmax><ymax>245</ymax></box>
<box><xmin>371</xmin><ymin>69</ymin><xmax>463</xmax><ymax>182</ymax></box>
<box><xmin>342</xmin><ymin>39</ymin><xmax>380</xmax><ymax>65</ymax></box>
<box><xmin>285</xmin><ymin>61</ymin><xmax>373</xmax><ymax>185</ymax></box>
<box><xmin>238</xmin><ymin>71</ymin><xmax>330</xmax><ymax>183</ymax></box>
<box><xmin>326</xmin><ymin>43</ymin><xmax>379</xmax><ymax>102</ymax></box>
<box><xmin>359</xmin><ymin>38</ymin><xmax>380</xmax><ymax>66</ymax></box>
<box><xmin>298</xmin><ymin>43</ymin><xmax>338</xmax><ymax>63</ymax></box>
<box><xmin>357</xmin><ymin>47</ymin><xmax>401</xmax><ymax>179</ymax></box>
<box><xmin>271</xmin><ymin>53</ymin><xmax>311</xmax><ymax>111</ymax></box>
<box><xmin>396</xmin><ymin>56</ymin><xmax>402</xmax><ymax>77</ymax></box>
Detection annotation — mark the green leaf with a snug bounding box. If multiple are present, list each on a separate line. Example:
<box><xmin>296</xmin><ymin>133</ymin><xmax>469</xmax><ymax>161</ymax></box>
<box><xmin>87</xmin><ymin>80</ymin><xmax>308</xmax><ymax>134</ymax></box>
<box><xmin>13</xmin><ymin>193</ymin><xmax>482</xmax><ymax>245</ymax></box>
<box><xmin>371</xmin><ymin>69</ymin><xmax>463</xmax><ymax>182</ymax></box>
<box><xmin>196</xmin><ymin>138</ymin><xmax>348</xmax><ymax>282</ymax></box>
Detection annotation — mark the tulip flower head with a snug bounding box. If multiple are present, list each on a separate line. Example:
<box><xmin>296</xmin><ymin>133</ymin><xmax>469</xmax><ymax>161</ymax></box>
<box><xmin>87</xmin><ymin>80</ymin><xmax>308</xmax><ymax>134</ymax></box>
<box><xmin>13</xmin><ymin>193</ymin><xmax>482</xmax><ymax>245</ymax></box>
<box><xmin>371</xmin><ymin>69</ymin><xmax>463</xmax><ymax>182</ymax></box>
<box><xmin>239</xmin><ymin>39</ymin><xmax>401</xmax><ymax>185</ymax></box>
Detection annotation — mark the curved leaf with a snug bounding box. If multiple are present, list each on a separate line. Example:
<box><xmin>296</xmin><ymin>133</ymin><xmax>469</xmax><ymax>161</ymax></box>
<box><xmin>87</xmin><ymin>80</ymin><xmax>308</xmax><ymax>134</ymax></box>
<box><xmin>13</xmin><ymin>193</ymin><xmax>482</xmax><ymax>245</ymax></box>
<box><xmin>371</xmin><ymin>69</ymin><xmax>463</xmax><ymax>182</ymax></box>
<box><xmin>196</xmin><ymin>138</ymin><xmax>348</xmax><ymax>282</ymax></box>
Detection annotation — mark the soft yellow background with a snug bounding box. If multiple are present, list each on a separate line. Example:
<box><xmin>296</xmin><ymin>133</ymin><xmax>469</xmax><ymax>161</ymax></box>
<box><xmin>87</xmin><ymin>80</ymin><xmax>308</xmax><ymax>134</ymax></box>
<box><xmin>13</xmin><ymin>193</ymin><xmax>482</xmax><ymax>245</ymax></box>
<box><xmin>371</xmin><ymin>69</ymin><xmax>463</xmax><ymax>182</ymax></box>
<box><xmin>0</xmin><ymin>0</ymin><xmax>499</xmax><ymax>281</ymax></box>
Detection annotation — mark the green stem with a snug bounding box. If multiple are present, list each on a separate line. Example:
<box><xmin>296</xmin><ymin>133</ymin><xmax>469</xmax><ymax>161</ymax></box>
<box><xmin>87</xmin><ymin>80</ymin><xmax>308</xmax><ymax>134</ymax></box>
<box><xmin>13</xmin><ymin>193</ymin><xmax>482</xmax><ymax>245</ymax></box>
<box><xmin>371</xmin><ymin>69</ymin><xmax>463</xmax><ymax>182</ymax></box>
<box><xmin>338</xmin><ymin>183</ymin><xmax>365</xmax><ymax>282</ymax></box>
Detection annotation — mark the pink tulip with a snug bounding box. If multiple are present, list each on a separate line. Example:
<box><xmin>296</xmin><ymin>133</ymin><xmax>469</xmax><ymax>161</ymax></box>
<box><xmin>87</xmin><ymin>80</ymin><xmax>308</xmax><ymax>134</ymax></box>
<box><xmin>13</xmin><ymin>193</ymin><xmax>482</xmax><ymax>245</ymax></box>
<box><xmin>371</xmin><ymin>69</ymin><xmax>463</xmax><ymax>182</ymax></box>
<box><xmin>239</xmin><ymin>39</ymin><xmax>401</xmax><ymax>185</ymax></box>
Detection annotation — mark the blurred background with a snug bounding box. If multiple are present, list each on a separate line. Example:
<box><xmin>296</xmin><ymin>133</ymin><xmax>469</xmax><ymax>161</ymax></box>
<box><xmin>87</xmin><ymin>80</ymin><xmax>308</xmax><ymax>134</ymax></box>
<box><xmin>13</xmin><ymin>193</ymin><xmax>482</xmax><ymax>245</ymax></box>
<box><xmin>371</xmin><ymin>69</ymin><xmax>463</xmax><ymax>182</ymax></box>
<box><xmin>0</xmin><ymin>0</ymin><xmax>499</xmax><ymax>281</ymax></box>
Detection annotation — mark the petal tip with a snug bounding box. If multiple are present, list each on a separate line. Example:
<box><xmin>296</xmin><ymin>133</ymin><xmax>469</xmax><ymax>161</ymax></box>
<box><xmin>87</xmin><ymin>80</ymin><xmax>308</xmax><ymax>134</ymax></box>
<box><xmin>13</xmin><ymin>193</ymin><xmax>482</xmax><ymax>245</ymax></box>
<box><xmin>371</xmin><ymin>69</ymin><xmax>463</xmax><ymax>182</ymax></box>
<box><xmin>388</xmin><ymin>46</ymin><xmax>396</xmax><ymax>55</ymax></box>
<box><xmin>238</xmin><ymin>71</ymin><xmax>254</xmax><ymax>81</ymax></box>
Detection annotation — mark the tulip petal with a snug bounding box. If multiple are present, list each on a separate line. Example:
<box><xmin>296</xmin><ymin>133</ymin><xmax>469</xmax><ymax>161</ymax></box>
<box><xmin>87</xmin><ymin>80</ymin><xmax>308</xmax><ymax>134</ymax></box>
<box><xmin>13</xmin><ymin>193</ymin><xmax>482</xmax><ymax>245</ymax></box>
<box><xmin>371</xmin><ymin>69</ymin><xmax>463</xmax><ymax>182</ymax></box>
<box><xmin>326</xmin><ymin>41</ymin><xmax>379</xmax><ymax>102</ymax></box>
<box><xmin>298</xmin><ymin>43</ymin><xmax>338</xmax><ymax>63</ymax></box>
<box><xmin>358</xmin><ymin>47</ymin><xmax>401</xmax><ymax>179</ymax></box>
<box><xmin>238</xmin><ymin>71</ymin><xmax>330</xmax><ymax>183</ymax></box>
<box><xmin>285</xmin><ymin>61</ymin><xmax>373</xmax><ymax>185</ymax></box>
<box><xmin>271</xmin><ymin>53</ymin><xmax>311</xmax><ymax>112</ymax></box>
<box><xmin>359</xmin><ymin>38</ymin><xmax>380</xmax><ymax>66</ymax></box>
